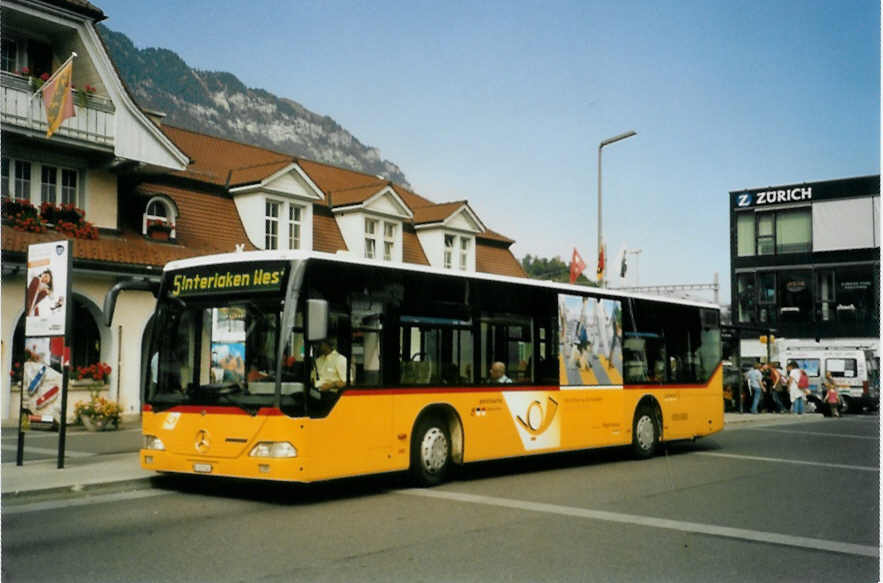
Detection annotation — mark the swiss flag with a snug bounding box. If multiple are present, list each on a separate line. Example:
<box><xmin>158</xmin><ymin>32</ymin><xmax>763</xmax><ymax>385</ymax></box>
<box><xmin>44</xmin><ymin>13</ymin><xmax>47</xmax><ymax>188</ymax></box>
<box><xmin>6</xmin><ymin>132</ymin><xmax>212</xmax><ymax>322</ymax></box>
<box><xmin>569</xmin><ymin>248</ymin><xmax>586</xmax><ymax>284</ymax></box>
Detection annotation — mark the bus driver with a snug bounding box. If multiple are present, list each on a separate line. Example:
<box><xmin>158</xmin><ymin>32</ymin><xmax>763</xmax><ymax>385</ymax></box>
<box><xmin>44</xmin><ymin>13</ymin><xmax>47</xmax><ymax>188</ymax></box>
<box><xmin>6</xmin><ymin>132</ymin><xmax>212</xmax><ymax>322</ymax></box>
<box><xmin>311</xmin><ymin>339</ymin><xmax>347</xmax><ymax>395</ymax></box>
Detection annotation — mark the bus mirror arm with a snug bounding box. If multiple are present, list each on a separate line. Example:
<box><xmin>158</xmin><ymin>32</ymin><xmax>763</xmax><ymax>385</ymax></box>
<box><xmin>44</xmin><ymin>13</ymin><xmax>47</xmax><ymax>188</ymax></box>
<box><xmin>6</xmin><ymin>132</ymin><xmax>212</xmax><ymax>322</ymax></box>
<box><xmin>103</xmin><ymin>279</ymin><xmax>159</xmax><ymax>327</ymax></box>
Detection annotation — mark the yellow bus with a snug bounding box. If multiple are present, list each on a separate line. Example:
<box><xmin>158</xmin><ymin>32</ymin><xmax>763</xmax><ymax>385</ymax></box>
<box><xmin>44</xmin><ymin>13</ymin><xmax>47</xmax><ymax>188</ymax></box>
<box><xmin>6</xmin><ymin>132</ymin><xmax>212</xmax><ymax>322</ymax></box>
<box><xmin>108</xmin><ymin>251</ymin><xmax>723</xmax><ymax>486</ymax></box>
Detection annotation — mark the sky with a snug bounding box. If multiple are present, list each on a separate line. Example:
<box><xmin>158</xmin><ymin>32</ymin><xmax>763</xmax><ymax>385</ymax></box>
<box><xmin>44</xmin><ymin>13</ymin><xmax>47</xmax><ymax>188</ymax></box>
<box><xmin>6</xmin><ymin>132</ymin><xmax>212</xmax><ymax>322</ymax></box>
<box><xmin>95</xmin><ymin>0</ymin><xmax>880</xmax><ymax>304</ymax></box>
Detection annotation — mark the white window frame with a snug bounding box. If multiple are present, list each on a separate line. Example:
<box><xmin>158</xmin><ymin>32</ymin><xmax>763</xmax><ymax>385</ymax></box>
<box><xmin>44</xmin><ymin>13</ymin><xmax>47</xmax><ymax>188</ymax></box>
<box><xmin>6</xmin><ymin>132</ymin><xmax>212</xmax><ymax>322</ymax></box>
<box><xmin>265</xmin><ymin>199</ymin><xmax>281</xmax><ymax>250</ymax></box>
<box><xmin>288</xmin><ymin>204</ymin><xmax>303</xmax><ymax>250</ymax></box>
<box><xmin>459</xmin><ymin>237</ymin><xmax>469</xmax><ymax>271</ymax></box>
<box><xmin>365</xmin><ymin>217</ymin><xmax>378</xmax><ymax>259</ymax></box>
<box><xmin>444</xmin><ymin>234</ymin><xmax>455</xmax><ymax>269</ymax></box>
<box><xmin>14</xmin><ymin>160</ymin><xmax>31</xmax><ymax>200</ymax></box>
<box><xmin>383</xmin><ymin>221</ymin><xmax>396</xmax><ymax>261</ymax></box>
<box><xmin>142</xmin><ymin>195</ymin><xmax>177</xmax><ymax>239</ymax></box>
<box><xmin>61</xmin><ymin>168</ymin><xmax>78</xmax><ymax>205</ymax></box>
<box><xmin>3</xmin><ymin>157</ymin><xmax>82</xmax><ymax>208</ymax></box>
<box><xmin>40</xmin><ymin>164</ymin><xmax>57</xmax><ymax>204</ymax></box>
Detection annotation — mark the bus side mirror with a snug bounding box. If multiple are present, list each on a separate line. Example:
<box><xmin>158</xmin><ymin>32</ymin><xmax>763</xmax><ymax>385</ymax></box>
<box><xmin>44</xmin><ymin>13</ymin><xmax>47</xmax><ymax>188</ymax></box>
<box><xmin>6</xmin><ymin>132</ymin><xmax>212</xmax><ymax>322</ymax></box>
<box><xmin>103</xmin><ymin>279</ymin><xmax>159</xmax><ymax>327</ymax></box>
<box><xmin>307</xmin><ymin>299</ymin><xmax>328</xmax><ymax>341</ymax></box>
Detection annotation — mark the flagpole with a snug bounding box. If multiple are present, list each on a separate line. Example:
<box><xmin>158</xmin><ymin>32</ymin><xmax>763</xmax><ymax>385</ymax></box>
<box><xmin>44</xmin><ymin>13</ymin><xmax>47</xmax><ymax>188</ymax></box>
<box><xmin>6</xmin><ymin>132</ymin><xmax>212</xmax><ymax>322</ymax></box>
<box><xmin>31</xmin><ymin>52</ymin><xmax>77</xmax><ymax>99</ymax></box>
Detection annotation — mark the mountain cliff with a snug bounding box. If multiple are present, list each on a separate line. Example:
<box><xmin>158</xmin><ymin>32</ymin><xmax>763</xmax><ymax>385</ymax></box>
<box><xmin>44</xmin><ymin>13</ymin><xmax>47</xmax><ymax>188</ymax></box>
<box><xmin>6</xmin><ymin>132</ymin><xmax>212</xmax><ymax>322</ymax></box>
<box><xmin>98</xmin><ymin>25</ymin><xmax>410</xmax><ymax>187</ymax></box>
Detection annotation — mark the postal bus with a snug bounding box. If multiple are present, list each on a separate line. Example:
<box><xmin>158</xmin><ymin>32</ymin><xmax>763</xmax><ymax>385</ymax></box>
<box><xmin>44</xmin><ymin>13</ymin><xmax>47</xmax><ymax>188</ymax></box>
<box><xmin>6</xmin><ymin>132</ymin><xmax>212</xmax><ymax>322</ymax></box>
<box><xmin>106</xmin><ymin>250</ymin><xmax>723</xmax><ymax>486</ymax></box>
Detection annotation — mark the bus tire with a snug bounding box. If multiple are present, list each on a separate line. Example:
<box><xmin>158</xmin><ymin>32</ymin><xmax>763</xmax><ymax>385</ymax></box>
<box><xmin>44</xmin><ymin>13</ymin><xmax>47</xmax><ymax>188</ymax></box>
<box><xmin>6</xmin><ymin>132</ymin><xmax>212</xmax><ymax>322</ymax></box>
<box><xmin>631</xmin><ymin>406</ymin><xmax>659</xmax><ymax>460</ymax></box>
<box><xmin>410</xmin><ymin>415</ymin><xmax>451</xmax><ymax>487</ymax></box>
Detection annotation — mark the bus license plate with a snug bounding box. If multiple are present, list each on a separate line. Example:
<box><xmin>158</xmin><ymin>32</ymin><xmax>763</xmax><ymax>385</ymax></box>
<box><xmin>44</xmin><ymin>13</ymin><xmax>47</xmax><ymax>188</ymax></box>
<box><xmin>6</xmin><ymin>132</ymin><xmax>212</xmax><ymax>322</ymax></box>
<box><xmin>193</xmin><ymin>463</ymin><xmax>212</xmax><ymax>473</ymax></box>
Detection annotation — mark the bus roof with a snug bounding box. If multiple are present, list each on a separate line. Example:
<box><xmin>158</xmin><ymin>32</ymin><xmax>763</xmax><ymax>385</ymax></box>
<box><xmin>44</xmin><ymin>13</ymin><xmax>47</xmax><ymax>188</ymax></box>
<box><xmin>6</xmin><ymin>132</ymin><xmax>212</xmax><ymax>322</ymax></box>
<box><xmin>162</xmin><ymin>249</ymin><xmax>720</xmax><ymax>311</ymax></box>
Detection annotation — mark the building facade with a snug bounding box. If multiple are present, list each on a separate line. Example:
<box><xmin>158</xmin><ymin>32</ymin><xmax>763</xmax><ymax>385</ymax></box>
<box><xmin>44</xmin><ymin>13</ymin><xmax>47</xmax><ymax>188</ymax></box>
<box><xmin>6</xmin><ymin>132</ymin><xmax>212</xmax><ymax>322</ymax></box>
<box><xmin>1</xmin><ymin>0</ymin><xmax>525</xmax><ymax>425</ymax></box>
<box><xmin>729</xmin><ymin>175</ymin><xmax>880</xmax><ymax>358</ymax></box>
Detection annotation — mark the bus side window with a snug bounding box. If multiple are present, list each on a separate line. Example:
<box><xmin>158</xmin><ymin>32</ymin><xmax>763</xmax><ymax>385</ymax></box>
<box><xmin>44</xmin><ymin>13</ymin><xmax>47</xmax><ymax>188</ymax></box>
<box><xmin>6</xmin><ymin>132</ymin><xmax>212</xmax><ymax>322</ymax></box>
<box><xmin>480</xmin><ymin>316</ymin><xmax>533</xmax><ymax>384</ymax></box>
<box><xmin>351</xmin><ymin>298</ymin><xmax>383</xmax><ymax>386</ymax></box>
<box><xmin>399</xmin><ymin>320</ymin><xmax>473</xmax><ymax>385</ymax></box>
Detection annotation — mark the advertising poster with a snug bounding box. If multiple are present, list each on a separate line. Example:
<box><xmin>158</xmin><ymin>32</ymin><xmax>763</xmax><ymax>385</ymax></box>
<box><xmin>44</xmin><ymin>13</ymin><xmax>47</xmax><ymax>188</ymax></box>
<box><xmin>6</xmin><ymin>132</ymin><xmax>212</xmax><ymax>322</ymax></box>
<box><xmin>21</xmin><ymin>337</ymin><xmax>66</xmax><ymax>426</ymax></box>
<box><xmin>24</xmin><ymin>241</ymin><xmax>70</xmax><ymax>337</ymax></box>
<box><xmin>210</xmin><ymin>307</ymin><xmax>246</xmax><ymax>383</ymax></box>
<box><xmin>558</xmin><ymin>294</ymin><xmax>623</xmax><ymax>386</ymax></box>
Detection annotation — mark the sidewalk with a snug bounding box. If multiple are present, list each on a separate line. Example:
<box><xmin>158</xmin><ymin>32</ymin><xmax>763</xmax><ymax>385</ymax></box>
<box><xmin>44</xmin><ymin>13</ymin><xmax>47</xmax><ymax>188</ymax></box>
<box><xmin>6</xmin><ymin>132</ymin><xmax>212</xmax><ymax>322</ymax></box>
<box><xmin>1</xmin><ymin>412</ymin><xmax>821</xmax><ymax>502</ymax></box>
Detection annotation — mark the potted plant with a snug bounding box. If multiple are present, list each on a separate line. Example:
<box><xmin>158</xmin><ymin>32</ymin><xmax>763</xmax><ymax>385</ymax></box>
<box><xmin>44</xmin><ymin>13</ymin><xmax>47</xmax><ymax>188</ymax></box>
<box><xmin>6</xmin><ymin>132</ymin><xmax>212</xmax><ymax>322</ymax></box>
<box><xmin>146</xmin><ymin>218</ymin><xmax>174</xmax><ymax>240</ymax></box>
<box><xmin>74</xmin><ymin>395</ymin><xmax>121</xmax><ymax>431</ymax></box>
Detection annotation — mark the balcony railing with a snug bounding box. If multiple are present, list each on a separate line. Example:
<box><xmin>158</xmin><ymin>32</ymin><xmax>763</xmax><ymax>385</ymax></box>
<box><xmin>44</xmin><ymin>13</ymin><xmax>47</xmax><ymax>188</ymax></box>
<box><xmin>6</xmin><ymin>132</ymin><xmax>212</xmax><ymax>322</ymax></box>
<box><xmin>1</xmin><ymin>71</ymin><xmax>115</xmax><ymax>146</ymax></box>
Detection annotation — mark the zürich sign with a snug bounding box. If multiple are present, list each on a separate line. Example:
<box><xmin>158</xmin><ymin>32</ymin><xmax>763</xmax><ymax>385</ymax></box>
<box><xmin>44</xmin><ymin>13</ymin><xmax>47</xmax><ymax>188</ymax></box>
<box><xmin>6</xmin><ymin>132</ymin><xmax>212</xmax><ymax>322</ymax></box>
<box><xmin>736</xmin><ymin>187</ymin><xmax>813</xmax><ymax>208</ymax></box>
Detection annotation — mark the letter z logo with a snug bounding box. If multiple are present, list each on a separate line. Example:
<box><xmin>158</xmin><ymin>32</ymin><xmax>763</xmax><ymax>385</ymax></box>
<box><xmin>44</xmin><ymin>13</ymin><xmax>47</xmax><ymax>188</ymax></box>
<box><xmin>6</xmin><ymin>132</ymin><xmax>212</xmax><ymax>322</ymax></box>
<box><xmin>737</xmin><ymin>193</ymin><xmax>753</xmax><ymax>207</ymax></box>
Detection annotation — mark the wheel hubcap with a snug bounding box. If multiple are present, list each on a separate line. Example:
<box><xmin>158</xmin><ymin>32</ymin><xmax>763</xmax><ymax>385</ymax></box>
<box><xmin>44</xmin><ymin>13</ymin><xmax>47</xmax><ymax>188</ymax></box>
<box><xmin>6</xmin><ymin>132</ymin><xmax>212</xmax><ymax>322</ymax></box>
<box><xmin>635</xmin><ymin>415</ymin><xmax>655</xmax><ymax>450</ymax></box>
<box><xmin>420</xmin><ymin>427</ymin><xmax>448</xmax><ymax>473</ymax></box>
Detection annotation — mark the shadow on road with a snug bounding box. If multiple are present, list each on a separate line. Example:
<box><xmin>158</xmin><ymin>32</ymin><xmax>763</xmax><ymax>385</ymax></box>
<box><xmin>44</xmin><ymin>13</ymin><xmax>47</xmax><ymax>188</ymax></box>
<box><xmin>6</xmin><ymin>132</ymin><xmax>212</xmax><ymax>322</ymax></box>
<box><xmin>148</xmin><ymin>438</ymin><xmax>724</xmax><ymax>505</ymax></box>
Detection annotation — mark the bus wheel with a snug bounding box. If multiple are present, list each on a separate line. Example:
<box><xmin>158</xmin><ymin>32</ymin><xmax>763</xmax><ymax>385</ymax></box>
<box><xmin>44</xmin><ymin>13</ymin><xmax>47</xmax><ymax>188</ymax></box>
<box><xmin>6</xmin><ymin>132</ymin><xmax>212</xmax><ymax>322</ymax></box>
<box><xmin>632</xmin><ymin>407</ymin><xmax>658</xmax><ymax>459</ymax></box>
<box><xmin>410</xmin><ymin>416</ymin><xmax>451</xmax><ymax>487</ymax></box>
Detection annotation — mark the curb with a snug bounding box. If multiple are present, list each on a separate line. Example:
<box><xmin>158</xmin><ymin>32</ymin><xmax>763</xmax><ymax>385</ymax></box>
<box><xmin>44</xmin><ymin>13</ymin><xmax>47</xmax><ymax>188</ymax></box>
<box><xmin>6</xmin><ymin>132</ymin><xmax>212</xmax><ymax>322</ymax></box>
<box><xmin>2</xmin><ymin>476</ymin><xmax>155</xmax><ymax>503</ymax></box>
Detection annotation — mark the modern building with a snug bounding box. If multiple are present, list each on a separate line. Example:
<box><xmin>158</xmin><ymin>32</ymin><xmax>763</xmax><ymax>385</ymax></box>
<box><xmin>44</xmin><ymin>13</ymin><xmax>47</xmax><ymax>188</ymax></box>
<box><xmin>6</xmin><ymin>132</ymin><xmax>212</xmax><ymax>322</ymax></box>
<box><xmin>1</xmin><ymin>0</ymin><xmax>525</xmax><ymax>425</ymax></box>
<box><xmin>729</xmin><ymin>175</ymin><xmax>880</xmax><ymax>358</ymax></box>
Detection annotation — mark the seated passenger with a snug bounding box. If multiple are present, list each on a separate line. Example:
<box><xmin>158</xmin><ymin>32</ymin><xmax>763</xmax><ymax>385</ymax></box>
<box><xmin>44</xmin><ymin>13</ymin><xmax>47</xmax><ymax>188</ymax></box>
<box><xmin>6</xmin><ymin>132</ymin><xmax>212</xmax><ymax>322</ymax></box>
<box><xmin>489</xmin><ymin>361</ymin><xmax>513</xmax><ymax>384</ymax></box>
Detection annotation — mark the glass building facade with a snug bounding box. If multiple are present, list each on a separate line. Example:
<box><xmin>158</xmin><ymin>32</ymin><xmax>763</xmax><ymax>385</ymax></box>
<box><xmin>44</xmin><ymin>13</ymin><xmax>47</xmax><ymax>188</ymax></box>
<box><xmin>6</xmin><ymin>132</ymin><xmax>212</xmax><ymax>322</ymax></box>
<box><xmin>729</xmin><ymin>175</ymin><xmax>880</xmax><ymax>344</ymax></box>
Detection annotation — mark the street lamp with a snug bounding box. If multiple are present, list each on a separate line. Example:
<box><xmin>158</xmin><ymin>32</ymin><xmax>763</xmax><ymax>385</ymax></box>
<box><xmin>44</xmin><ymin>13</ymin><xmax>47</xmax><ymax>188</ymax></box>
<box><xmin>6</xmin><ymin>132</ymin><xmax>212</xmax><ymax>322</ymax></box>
<box><xmin>598</xmin><ymin>130</ymin><xmax>637</xmax><ymax>287</ymax></box>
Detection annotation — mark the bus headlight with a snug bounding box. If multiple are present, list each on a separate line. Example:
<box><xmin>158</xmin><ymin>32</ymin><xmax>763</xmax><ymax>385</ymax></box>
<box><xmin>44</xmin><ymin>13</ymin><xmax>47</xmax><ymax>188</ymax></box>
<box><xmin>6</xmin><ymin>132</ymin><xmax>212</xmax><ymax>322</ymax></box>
<box><xmin>249</xmin><ymin>441</ymin><xmax>297</xmax><ymax>458</ymax></box>
<box><xmin>143</xmin><ymin>434</ymin><xmax>166</xmax><ymax>451</ymax></box>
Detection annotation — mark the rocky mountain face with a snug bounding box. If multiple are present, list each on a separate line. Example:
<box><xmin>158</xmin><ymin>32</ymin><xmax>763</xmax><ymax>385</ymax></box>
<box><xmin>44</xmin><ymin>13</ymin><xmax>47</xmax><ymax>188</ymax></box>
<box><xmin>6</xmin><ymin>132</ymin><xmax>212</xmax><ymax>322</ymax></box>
<box><xmin>98</xmin><ymin>25</ymin><xmax>410</xmax><ymax>187</ymax></box>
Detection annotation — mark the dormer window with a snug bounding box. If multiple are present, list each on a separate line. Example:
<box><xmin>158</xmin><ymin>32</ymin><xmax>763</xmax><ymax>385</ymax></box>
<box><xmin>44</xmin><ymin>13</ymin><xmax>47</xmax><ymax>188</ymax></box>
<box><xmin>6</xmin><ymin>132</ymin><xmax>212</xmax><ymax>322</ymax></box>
<box><xmin>288</xmin><ymin>205</ymin><xmax>302</xmax><ymax>249</ymax></box>
<box><xmin>459</xmin><ymin>238</ymin><xmax>469</xmax><ymax>271</ymax></box>
<box><xmin>142</xmin><ymin>195</ymin><xmax>177</xmax><ymax>240</ymax></box>
<box><xmin>264</xmin><ymin>200</ymin><xmax>280</xmax><ymax>249</ymax></box>
<box><xmin>383</xmin><ymin>222</ymin><xmax>396</xmax><ymax>261</ymax></box>
<box><xmin>364</xmin><ymin>218</ymin><xmax>378</xmax><ymax>259</ymax></box>
<box><xmin>444</xmin><ymin>234</ymin><xmax>455</xmax><ymax>269</ymax></box>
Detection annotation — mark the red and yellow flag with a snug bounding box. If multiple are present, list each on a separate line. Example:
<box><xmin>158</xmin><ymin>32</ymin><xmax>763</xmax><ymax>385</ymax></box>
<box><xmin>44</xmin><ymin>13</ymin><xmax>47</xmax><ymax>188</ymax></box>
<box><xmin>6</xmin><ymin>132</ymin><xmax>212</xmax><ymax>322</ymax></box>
<box><xmin>596</xmin><ymin>243</ymin><xmax>605</xmax><ymax>281</ymax></box>
<box><xmin>42</xmin><ymin>59</ymin><xmax>75</xmax><ymax>138</ymax></box>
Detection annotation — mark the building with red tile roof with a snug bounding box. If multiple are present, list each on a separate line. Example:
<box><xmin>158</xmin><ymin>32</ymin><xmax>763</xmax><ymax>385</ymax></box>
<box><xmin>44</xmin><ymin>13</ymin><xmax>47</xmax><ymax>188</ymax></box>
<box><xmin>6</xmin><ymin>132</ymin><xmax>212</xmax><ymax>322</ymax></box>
<box><xmin>1</xmin><ymin>0</ymin><xmax>525</xmax><ymax>426</ymax></box>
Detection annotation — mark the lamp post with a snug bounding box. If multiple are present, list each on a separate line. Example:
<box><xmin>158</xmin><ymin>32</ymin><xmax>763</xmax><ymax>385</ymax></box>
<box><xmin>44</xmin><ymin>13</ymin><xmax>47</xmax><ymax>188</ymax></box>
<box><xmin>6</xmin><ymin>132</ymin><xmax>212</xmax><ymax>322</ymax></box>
<box><xmin>598</xmin><ymin>130</ymin><xmax>637</xmax><ymax>287</ymax></box>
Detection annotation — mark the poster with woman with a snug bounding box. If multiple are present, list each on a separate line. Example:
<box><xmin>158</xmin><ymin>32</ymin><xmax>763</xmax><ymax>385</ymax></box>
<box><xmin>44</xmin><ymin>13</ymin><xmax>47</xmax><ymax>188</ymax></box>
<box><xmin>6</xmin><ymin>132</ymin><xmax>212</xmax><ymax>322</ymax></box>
<box><xmin>24</xmin><ymin>241</ymin><xmax>70</xmax><ymax>337</ymax></box>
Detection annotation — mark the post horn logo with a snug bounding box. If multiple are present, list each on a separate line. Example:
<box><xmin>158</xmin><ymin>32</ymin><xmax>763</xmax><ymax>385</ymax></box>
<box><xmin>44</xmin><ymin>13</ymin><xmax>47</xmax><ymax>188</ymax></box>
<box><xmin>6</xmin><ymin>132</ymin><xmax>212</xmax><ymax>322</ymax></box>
<box><xmin>516</xmin><ymin>396</ymin><xmax>559</xmax><ymax>435</ymax></box>
<box><xmin>194</xmin><ymin>429</ymin><xmax>211</xmax><ymax>454</ymax></box>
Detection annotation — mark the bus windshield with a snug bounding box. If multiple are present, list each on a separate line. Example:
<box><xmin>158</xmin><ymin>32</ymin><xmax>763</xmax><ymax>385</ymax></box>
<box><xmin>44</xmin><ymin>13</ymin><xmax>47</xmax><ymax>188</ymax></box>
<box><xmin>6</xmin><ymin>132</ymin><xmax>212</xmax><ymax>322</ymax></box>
<box><xmin>146</xmin><ymin>296</ymin><xmax>306</xmax><ymax>414</ymax></box>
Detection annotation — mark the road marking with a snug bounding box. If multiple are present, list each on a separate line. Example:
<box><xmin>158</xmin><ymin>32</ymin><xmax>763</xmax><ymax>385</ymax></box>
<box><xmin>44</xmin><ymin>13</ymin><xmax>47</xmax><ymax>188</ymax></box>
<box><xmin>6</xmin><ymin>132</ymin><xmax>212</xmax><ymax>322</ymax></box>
<box><xmin>694</xmin><ymin>451</ymin><xmax>878</xmax><ymax>472</ymax></box>
<box><xmin>1</xmin><ymin>445</ymin><xmax>94</xmax><ymax>458</ymax></box>
<box><xmin>3</xmin><ymin>488</ymin><xmax>167</xmax><ymax>515</ymax></box>
<box><xmin>743</xmin><ymin>427</ymin><xmax>880</xmax><ymax>440</ymax></box>
<box><xmin>399</xmin><ymin>488</ymin><xmax>878</xmax><ymax>558</ymax></box>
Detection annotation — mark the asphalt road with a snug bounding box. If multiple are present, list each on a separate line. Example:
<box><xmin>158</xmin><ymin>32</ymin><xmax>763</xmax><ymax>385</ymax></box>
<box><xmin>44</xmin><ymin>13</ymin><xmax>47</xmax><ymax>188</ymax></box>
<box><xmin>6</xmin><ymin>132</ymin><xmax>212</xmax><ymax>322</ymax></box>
<box><xmin>2</xmin><ymin>415</ymin><xmax>879</xmax><ymax>583</ymax></box>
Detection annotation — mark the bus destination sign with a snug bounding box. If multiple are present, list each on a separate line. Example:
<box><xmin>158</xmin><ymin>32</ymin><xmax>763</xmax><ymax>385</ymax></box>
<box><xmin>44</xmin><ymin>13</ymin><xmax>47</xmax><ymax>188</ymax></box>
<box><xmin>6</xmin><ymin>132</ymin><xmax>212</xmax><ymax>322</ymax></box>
<box><xmin>167</xmin><ymin>261</ymin><xmax>287</xmax><ymax>297</ymax></box>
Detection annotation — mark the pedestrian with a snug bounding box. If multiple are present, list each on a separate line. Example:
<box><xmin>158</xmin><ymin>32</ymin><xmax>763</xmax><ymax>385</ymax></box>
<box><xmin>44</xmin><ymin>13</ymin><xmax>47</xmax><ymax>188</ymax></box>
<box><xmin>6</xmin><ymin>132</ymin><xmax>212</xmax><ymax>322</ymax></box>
<box><xmin>746</xmin><ymin>362</ymin><xmax>764</xmax><ymax>414</ymax></box>
<box><xmin>823</xmin><ymin>371</ymin><xmax>842</xmax><ymax>418</ymax></box>
<box><xmin>769</xmin><ymin>362</ymin><xmax>787</xmax><ymax>413</ymax></box>
<box><xmin>786</xmin><ymin>361</ymin><xmax>805</xmax><ymax>415</ymax></box>
<box><xmin>764</xmin><ymin>362</ymin><xmax>786</xmax><ymax>413</ymax></box>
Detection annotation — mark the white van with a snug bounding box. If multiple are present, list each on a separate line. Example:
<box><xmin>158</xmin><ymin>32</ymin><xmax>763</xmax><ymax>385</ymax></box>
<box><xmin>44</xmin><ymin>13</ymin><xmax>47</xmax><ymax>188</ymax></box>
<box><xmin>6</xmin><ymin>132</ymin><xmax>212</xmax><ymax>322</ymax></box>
<box><xmin>780</xmin><ymin>344</ymin><xmax>879</xmax><ymax>414</ymax></box>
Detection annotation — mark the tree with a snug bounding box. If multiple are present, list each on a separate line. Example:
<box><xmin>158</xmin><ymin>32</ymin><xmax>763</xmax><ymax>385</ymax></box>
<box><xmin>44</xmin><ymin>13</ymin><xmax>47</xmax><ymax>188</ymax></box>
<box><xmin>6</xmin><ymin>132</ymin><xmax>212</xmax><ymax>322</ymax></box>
<box><xmin>521</xmin><ymin>254</ymin><xmax>597</xmax><ymax>286</ymax></box>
